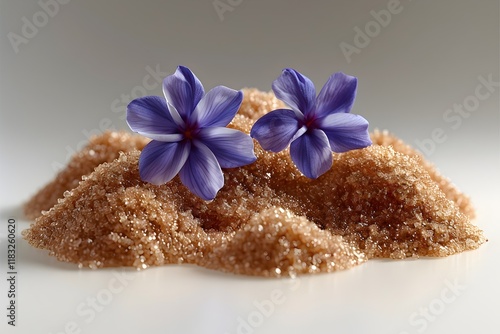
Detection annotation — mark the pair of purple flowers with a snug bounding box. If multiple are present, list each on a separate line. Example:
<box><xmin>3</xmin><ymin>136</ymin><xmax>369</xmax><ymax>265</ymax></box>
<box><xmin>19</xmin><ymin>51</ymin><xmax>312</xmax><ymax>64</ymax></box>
<box><xmin>126</xmin><ymin>66</ymin><xmax>371</xmax><ymax>200</ymax></box>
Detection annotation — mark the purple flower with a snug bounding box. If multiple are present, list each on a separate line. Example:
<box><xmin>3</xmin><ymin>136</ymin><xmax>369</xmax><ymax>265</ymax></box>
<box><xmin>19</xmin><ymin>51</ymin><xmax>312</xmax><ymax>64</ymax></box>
<box><xmin>250</xmin><ymin>69</ymin><xmax>372</xmax><ymax>179</ymax></box>
<box><xmin>127</xmin><ymin>66</ymin><xmax>256</xmax><ymax>200</ymax></box>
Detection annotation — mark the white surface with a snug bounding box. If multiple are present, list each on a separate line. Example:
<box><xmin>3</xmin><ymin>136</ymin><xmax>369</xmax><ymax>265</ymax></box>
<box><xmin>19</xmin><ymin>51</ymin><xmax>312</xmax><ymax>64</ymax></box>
<box><xmin>1</xmin><ymin>1</ymin><xmax>499</xmax><ymax>333</ymax></box>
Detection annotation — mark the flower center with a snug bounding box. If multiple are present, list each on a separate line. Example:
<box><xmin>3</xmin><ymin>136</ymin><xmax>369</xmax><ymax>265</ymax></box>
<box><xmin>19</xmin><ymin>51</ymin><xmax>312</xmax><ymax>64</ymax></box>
<box><xmin>184</xmin><ymin>129</ymin><xmax>193</xmax><ymax>139</ymax></box>
<box><xmin>302</xmin><ymin>115</ymin><xmax>317</xmax><ymax>129</ymax></box>
<box><xmin>182</xmin><ymin>123</ymin><xmax>199</xmax><ymax>140</ymax></box>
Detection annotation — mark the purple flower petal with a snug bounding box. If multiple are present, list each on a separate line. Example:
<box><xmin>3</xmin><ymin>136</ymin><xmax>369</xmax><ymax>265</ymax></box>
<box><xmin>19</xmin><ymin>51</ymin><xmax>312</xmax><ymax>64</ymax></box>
<box><xmin>192</xmin><ymin>86</ymin><xmax>243</xmax><ymax>128</ymax></box>
<box><xmin>127</xmin><ymin>96</ymin><xmax>181</xmax><ymax>139</ymax></box>
<box><xmin>290</xmin><ymin>129</ymin><xmax>332</xmax><ymax>179</ymax></box>
<box><xmin>318</xmin><ymin>113</ymin><xmax>372</xmax><ymax>153</ymax></box>
<box><xmin>139</xmin><ymin>140</ymin><xmax>191</xmax><ymax>185</ymax></box>
<box><xmin>162</xmin><ymin>66</ymin><xmax>204</xmax><ymax>121</ymax></box>
<box><xmin>198</xmin><ymin>127</ymin><xmax>256</xmax><ymax>168</ymax></box>
<box><xmin>143</xmin><ymin>133</ymin><xmax>184</xmax><ymax>142</ymax></box>
<box><xmin>272</xmin><ymin>68</ymin><xmax>315</xmax><ymax>117</ymax></box>
<box><xmin>314</xmin><ymin>72</ymin><xmax>357</xmax><ymax>119</ymax></box>
<box><xmin>179</xmin><ymin>142</ymin><xmax>224</xmax><ymax>201</ymax></box>
<box><xmin>250</xmin><ymin>109</ymin><xmax>304</xmax><ymax>152</ymax></box>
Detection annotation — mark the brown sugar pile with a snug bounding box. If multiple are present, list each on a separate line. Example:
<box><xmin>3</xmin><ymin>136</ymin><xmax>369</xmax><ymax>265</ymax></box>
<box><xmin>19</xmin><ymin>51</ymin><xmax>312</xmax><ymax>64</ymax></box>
<box><xmin>23</xmin><ymin>89</ymin><xmax>486</xmax><ymax>277</ymax></box>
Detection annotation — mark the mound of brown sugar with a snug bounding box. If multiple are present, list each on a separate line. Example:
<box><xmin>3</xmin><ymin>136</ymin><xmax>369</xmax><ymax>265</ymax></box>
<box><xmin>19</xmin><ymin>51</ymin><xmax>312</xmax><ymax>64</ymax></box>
<box><xmin>23</xmin><ymin>89</ymin><xmax>485</xmax><ymax>277</ymax></box>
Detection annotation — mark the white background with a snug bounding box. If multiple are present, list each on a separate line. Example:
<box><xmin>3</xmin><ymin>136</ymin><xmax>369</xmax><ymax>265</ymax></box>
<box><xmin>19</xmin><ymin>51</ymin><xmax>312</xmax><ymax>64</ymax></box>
<box><xmin>1</xmin><ymin>1</ymin><xmax>499</xmax><ymax>333</ymax></box>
